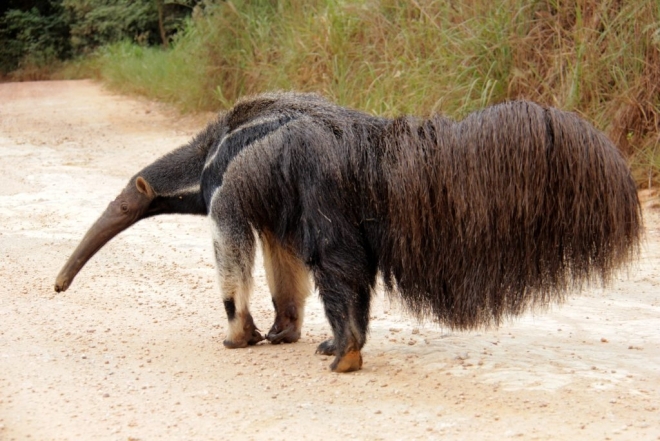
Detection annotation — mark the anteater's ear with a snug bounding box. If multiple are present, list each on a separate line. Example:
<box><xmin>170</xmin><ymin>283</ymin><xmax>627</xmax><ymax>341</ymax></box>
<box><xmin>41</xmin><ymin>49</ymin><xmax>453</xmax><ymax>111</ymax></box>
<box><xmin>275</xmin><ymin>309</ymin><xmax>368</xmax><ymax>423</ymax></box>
<box><xmin>135</xmin><ymin>176</ymin><xmax>155</xmax><ymax>198</ymax></box>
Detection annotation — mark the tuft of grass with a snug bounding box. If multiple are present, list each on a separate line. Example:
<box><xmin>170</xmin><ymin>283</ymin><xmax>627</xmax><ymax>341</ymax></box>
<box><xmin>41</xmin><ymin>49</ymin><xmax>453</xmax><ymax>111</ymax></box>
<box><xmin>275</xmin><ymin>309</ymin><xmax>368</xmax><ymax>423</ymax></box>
<box><xmin>90</xmin><ymin>39</ymin><xmax>214</xmax><ymax>112</ymax></box>
<box><xmin>84</xmin><ymin>0</ymin><xmax>659</xmax><ymax>185</ymax></box>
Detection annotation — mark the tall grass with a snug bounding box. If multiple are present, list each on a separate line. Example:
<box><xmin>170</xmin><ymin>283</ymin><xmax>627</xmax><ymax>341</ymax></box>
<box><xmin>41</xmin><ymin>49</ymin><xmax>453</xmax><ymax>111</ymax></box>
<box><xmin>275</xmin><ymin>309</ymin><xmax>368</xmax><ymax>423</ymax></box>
<box><xmin>90</xmin><ymin>0</ymin><xmax>659</xmax><ymax>184</ymax></box>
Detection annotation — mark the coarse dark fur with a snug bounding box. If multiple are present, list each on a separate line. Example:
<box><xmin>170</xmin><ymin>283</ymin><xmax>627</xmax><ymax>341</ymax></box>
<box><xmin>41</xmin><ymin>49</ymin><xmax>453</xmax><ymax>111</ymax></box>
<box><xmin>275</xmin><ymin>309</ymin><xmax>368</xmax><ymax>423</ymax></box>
<box><xmin>54</xmin><ymin>92</ymin><xmax>642</xmax><ymax>372</ymax></box>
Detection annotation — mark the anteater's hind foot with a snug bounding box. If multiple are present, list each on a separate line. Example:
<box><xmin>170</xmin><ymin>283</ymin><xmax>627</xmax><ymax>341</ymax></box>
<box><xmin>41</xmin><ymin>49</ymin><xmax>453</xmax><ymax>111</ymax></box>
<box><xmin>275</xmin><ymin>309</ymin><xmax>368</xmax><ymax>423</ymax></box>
<box><xmin>266</xmin><ymin>301</ymin><xmax>301</xmax><ymax>344</ymax></box>
<box><xmin>315</xmin><ymin>339</ymin><xmax>336</xmax><ymax>356</ymax></box>
<box><xmin>317</xmin><ymin>339</ymin><xmax>362</xmax><ymax>372</ymax></box>
<box><xmin>313</xmin><ymin>246</ymin><xmax>374</xmax><ymax>373</ymax></box>
<box><xmin>330</xmin><ymin>350</ymin><xmax>363</xmax><ymax>373</ymax></box>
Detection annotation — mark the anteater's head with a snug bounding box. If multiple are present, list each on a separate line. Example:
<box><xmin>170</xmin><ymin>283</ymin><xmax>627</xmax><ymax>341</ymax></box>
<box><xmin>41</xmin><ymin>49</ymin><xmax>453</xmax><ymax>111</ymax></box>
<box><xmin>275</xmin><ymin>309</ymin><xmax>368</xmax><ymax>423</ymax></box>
<box><xmin>54</xmin><ymin>176</ymin><xmax>155</xmax><ymax>293</ymax></box>
<box><xmin>53</xmin><ymin>116</ymin><xmax>217</xmax><ymax>294</ymax></box>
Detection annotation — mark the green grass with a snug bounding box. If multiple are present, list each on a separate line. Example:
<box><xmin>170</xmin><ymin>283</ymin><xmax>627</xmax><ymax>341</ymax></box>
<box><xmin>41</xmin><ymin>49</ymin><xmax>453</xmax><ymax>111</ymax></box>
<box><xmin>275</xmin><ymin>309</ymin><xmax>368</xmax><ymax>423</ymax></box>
<box><xmin>74</xmin><ymin>0</ymin><xmax>659</xmax><ymax>185</ymax></box>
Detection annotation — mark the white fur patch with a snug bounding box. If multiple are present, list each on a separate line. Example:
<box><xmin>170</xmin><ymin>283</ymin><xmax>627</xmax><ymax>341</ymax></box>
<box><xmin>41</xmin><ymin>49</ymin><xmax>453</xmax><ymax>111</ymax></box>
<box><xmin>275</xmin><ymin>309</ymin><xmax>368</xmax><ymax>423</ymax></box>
<box><xmin>208</xmin><ymin>189</ymin><xmax>255</xmax><ymax>318</ymax></box>
<box><xmin>158</xmin><ymin>183</ymin><xmax>201</xmax><ymax>198</ymax></box>
<box><xmin>202</xmin><ymin>114</ymin><xmax>290</xmax><ymax>172</ymax></box>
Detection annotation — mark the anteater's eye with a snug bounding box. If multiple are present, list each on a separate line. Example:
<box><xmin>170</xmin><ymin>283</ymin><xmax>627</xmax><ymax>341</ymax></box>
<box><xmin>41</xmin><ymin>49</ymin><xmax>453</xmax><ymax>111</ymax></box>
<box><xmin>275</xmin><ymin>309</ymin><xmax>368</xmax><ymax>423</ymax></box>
<box><xmin>120</xmin><ymin>203</ymin><xmax>129</xmax><ymax>213</ymax></box>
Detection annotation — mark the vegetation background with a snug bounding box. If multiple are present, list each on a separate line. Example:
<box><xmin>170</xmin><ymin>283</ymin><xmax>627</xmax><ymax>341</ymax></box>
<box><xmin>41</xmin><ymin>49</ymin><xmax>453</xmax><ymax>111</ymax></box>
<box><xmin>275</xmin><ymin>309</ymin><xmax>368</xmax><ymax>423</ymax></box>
<box><xmin>1</xmin><ymin>0</ymin><xmax>658</xmax><ymax>185</ymax></box>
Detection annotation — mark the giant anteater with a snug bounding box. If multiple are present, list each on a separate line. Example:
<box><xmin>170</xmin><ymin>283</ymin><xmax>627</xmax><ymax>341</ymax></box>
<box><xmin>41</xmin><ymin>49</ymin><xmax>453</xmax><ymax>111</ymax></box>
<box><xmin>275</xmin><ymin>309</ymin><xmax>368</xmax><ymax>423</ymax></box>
<box><xmin>55</xmin><ymin>92</ymin><xmax>641</xmax><ymax>372</ymax></box>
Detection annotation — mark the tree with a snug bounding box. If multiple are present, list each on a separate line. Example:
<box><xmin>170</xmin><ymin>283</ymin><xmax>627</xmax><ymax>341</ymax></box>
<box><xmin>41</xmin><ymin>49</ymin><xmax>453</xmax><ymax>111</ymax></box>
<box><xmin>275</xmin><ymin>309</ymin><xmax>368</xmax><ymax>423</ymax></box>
<box><xmin>0</xmin><ymin>0</ymin><xmax>202</xmax><ymax>75</ymax></box>
<box><xmin>0</xmin><ymin>0</ymin><xmax>71</xmax><ymax>74</ymax></box>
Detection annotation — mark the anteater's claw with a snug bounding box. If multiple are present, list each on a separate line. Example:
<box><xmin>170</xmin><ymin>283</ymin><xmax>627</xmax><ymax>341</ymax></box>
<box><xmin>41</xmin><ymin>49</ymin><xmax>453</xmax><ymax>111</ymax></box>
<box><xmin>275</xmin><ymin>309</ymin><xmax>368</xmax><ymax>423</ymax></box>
<box><xmin>266</xmin><ymin>323</ymin><xmax>300</xmax><ymax>344</ymax></box>
<box><xmin>248</xmin><ymin>329</ymin><xmax>265</xmax><ymax>345</ymax></box>
<box><xmin>315</xmin><ymin>339</ymin><xmax>336</xmax><ymax>356</ymax></box>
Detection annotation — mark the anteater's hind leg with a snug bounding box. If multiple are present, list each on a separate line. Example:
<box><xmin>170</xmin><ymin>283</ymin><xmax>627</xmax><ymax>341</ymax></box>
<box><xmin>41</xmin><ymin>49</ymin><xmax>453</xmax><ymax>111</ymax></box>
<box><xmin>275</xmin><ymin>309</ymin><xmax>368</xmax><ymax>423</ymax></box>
<box><xmin>261</xmin><ymin>232</ymin><xmax>311</xmax><ymax>344</ymax></box>
<box><xmin>210</xmin><ymin>198</ymin><xmax>264</xmax><ymax>349</ymax></box>
<box><xmin>313</xmin><ymin>247</ymin><xmax>376</xmax><ymax>373</ymax></box>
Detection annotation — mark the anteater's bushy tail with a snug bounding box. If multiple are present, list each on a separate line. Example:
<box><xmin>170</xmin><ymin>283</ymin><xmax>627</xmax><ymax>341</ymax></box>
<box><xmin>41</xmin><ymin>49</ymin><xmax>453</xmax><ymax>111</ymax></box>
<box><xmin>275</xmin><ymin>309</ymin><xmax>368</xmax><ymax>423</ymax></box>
<box><xmin>380</xmin><ymin>101</ymin><xmax>642</xmax><ymax>329</ymax></box>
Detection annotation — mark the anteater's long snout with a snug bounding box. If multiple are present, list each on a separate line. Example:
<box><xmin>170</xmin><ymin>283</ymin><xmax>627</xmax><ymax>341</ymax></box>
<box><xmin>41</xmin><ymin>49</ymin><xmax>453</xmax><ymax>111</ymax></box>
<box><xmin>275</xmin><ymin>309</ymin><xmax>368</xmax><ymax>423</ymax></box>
<box><xmin>55</xmin><ymin>267</ymin><xmax>74</xmax><ymax>292</ymax></box>
<box><xmin>54</xmin><ymin>179</ymin><xmax>154</xmax><ymax>292</ymax></box>
<box><xmin>54</xmin><ymin>210</ymin><xmax>131</xmax><ymax>292</ymax></box>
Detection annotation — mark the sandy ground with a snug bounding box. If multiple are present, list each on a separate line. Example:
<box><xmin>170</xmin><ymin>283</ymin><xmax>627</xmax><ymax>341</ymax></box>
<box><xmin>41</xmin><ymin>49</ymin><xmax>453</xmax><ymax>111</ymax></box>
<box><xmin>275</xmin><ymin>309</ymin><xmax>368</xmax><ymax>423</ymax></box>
<box><xmin>0</xmin><ymin>80</ymin><xmax>659</xmax><ymax>441</ymax></box>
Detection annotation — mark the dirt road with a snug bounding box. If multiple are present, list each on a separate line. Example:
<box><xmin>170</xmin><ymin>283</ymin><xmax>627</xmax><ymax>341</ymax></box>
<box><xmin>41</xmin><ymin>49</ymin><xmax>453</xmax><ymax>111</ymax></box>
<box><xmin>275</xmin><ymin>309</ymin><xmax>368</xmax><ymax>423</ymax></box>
<box><xmin>1</xmin><ymin>80</ymin><xmax>658</xmax><ymax>440</ymax></box>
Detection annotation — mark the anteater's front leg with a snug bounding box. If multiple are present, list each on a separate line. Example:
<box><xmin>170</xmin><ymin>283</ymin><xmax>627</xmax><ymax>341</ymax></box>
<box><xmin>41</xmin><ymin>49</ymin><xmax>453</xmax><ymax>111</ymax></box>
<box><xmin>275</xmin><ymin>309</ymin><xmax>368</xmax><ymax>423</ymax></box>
<box><xmin>210</xmin><ymin>199</ymin><xmax>264</xmax><ymax>348</ymax></box>
<box><xmin>261</xmin><ymin>231</ymin><xmax>311</xmax><ymax>344</ymax></box>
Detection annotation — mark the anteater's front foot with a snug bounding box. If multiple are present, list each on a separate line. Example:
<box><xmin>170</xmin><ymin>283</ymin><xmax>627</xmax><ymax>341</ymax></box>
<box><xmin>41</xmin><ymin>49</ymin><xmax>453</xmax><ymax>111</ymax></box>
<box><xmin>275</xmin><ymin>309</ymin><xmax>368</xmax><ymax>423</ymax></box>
<box><xmin>266</xmin><ymin>324</ymin><xmax>300</xmax><ymax>344</ymax></box>
<box><xmin>223</xmin><ymin>314</ymin><xmax>264</xmax><ymax>348</ymax></box>
<box><xmin>223</xmin><ymin>329</ymin><xmax>264</xmax><ymax>348</ymax></box>
<box><xmin>266</xmin><ymin>301</ymin><xmax>301</xmax><ymax>344</ymax></box>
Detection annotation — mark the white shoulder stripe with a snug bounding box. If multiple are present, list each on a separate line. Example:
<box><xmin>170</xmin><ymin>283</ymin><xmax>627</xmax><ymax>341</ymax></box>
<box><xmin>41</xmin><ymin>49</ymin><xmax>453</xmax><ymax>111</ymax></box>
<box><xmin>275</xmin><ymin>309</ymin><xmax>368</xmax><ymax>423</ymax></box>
<box><xmin>158</xmin><ymin>184</ymin><xmax>201</xmax><ymax>198</ymax></box>
<box><xmin>203</xmin><ymin>114</ymin><xmax>293</xmax><ymax>172</ymax></box>
<box><xmin>203</xmin><ymin>134</ymin><xmax>228</xmax><ymax>170</ymax></box>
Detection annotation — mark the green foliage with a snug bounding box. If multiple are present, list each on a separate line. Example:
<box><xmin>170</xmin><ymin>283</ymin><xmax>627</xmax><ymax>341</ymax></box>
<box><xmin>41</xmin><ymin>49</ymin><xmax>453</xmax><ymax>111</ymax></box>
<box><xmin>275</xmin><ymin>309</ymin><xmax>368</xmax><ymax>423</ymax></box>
<box><xmin>91</xmin><ymin>0</ymin><xmax>659</xmax><ymax>185</ymax></box>
<box><xmin>2</xmin><ymin>0</ymin><xmax>658</xmax><ymax>184</ymax></box>
<box><xmin>0</xmin><ymin>2</ymin><xmax>71</xmax><ymax>76</ymax></box>
<box><xmin>0</xmin><ymin>0</ymin><xmax>201</xmax><ymax>78</ymax></box>
<box><xmin>63</xmin><ymin>0</ymin><xmax>159</xmax><ymax>52</ymax></box>
<box><xmin>62</xmin><ymin>0</ymin><xmax>199</xmax><ymax>52</ymax></box>
<box><xmin>93</xmin><ymin>40</ymin><xmax>211</xmax><ymax>112</ymax></box>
